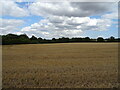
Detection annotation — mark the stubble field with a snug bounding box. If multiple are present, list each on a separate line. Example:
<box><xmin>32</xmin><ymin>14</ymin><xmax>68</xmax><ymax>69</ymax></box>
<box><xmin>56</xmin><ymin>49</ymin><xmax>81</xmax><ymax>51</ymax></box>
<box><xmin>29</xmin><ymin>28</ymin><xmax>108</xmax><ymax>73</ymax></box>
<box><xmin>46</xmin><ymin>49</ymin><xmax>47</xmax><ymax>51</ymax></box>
<box><xmin>2</xmin><ymin>43</ymin><xmax>118</xmax><ymax>88</ymax></box>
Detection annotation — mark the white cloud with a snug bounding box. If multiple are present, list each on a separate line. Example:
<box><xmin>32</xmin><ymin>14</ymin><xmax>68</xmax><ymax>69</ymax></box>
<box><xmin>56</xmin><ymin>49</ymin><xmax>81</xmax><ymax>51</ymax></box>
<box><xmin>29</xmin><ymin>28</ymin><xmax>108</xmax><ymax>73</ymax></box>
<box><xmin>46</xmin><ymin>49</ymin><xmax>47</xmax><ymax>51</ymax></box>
<box><xmin>0</xmin><ymin>1</ymin><xmax>29</xmax><ymax>17</ymax></box>
<box><xmin>0</xmin><ymin>19</ymin><xmax>24</xmax><ymax>34</ymax></box>
<box><xmin>1</xmin><ymin>1</ymin><xmax>117</xmax><ymax>38</ymax></box>
<box><xmin>20</xmin><ymin>15</ymin><xmax>112</xmax><ymax>38</ymax></box>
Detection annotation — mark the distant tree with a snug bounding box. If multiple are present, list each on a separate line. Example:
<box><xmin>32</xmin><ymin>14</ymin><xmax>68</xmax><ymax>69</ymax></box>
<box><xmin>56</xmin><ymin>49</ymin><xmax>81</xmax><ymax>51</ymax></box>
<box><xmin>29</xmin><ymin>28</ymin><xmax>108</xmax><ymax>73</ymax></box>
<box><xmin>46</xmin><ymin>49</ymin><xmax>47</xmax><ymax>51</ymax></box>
<box><xmin>0</xmin><ymin>35</ymin><xmax>2</xmax><ymax>45</ymax></box>
<box><xmin>1</xmin><ymin>33</ymin><xmax>118</xmax><ymax>45</ymax></box>
<box><xmin>52</xmin><ymin>38</ymin><xmax>56</xmax><ymax>41</ymax></box>
<box><xmin>38</xmin><ymin>37</ymin><xmax>43</xmax><ymax>43</ymax></box>
<box><xmin>30</xmin><ymin>35</ymin><xmax>38</xmax><ymax>40</ymax></box>
<box><xmin>97</xmin><ymin>37</ymin><xmax>105</xmax><ymax>42</ymax></box>
<box><xmin>19</xmin><ymin>34</ymin><xmax>29</xmax><ymax>39</ymax></box>
<box><xmin>107</xmin><ymin>36</ymin><xmax>115</xmax><ymax>42</ymax></box>
<box><xmin>7</xmin><ymin>34</ymin><xmax>19</xmax><ymax>39</ymax></box>
<box><xmin>17</xmin><ymin>34</ymin><xmax>31</xmax><ymax>44</ymax></box>
<box><xmin>90</xmin><ymin>39</ymin><xmax>96</xmax><ymax>42</ymax></box>
<box><xmin>51</xmin><ymin>38</ymin><xmax>56</xmax><ymax>43</ymax></box>
<box><xmin>2</xmin><ymin>34</ymin><xmax>19</xmax><ymax>44</ymax></box>
<box><xmin>38</xmin><ymin>37</ymin><xmax>42</xmax><ymax>40</ymax></box>
<box><xmin>84</xmin><ymin>37</ymin><xmax>90</xmax><ymax>42</ymax></box>
<box><xmin>71</xmin><ymin>38</ymin><xmax>82</xmax><ymax>42</ymax></box>
<box><xmin>30</xmin><ymin>35</ymin><xmax>38</xmax><ymax>44</ymax></box>
<box><xmin>118</xmin><ymin>38</ymin><xmax>120</xmax><ymax>42</ymax></box>
<box><xmin>61</xmin><ymin>37</ymin><xmax>69</xmax><ymax>43</ymax></box>
<box><xmin>110</xmin><ymin>36</ymin><xmax>115</xmax><ymax>40</ymax></box>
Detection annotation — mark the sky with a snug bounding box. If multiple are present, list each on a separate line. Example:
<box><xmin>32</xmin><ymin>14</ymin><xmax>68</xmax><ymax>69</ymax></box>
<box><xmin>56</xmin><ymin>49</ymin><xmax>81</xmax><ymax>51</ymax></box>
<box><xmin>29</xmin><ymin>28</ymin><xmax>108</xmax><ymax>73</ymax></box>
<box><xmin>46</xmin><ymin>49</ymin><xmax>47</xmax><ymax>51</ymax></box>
<box><xmin>0</xmin><ymin>0</ymin><xmax>119</xmax><ymax>39</ymax></box>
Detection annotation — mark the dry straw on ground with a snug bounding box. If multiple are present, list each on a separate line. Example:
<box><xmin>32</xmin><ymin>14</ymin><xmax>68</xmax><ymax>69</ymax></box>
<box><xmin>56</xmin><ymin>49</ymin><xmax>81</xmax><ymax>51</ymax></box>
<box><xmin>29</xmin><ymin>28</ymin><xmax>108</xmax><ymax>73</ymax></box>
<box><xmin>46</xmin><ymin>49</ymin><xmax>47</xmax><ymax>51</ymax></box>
<box><xmin>2</xmin><ymin>43</ymin><xmax>118</xmax><ymax>88</ymax></box>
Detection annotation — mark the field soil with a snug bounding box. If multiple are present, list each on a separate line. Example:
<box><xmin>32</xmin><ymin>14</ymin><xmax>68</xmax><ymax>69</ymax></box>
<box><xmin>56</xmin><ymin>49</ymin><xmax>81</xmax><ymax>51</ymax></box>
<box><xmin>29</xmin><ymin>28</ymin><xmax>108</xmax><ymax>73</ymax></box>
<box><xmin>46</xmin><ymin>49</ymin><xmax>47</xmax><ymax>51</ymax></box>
<box><xmin>2</xmin><ymin>43</ymin><xmax>118</xmax><ymax>88</ymax></box>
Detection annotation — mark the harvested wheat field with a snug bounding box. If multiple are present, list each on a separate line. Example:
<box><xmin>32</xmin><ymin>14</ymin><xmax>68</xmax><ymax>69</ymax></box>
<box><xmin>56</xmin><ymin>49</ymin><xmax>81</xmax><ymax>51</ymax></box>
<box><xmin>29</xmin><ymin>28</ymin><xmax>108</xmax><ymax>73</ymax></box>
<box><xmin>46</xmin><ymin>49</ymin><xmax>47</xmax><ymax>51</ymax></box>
<box><xmin>2</xmin><ymin>43</ymin><xmax>118</xmax><ymax>88</ymax></box>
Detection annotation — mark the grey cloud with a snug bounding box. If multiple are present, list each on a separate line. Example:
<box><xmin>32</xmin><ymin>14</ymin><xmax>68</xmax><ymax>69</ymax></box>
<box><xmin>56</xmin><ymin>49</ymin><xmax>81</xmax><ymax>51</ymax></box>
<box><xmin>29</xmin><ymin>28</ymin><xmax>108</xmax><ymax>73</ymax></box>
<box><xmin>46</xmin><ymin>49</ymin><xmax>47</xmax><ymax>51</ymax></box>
<box><xmin>29</xmin><ymin>2</ymin><xmax>115</xmax><ymax>17</ymax></box>
<box><xmin>70</xmin><ymin>2</ymin><xmax>113</xmax><ymax>16</ymax></box>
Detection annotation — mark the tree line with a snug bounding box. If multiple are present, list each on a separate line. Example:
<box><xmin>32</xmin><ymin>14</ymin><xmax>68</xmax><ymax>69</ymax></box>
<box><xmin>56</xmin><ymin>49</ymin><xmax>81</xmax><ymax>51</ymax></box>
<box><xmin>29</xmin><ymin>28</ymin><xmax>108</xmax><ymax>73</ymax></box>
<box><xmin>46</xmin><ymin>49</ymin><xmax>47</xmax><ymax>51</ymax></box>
<box><xmin>1</xmin><ymin>34</ymin><xmax>120</xmax><ymax>45</ymax></box>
